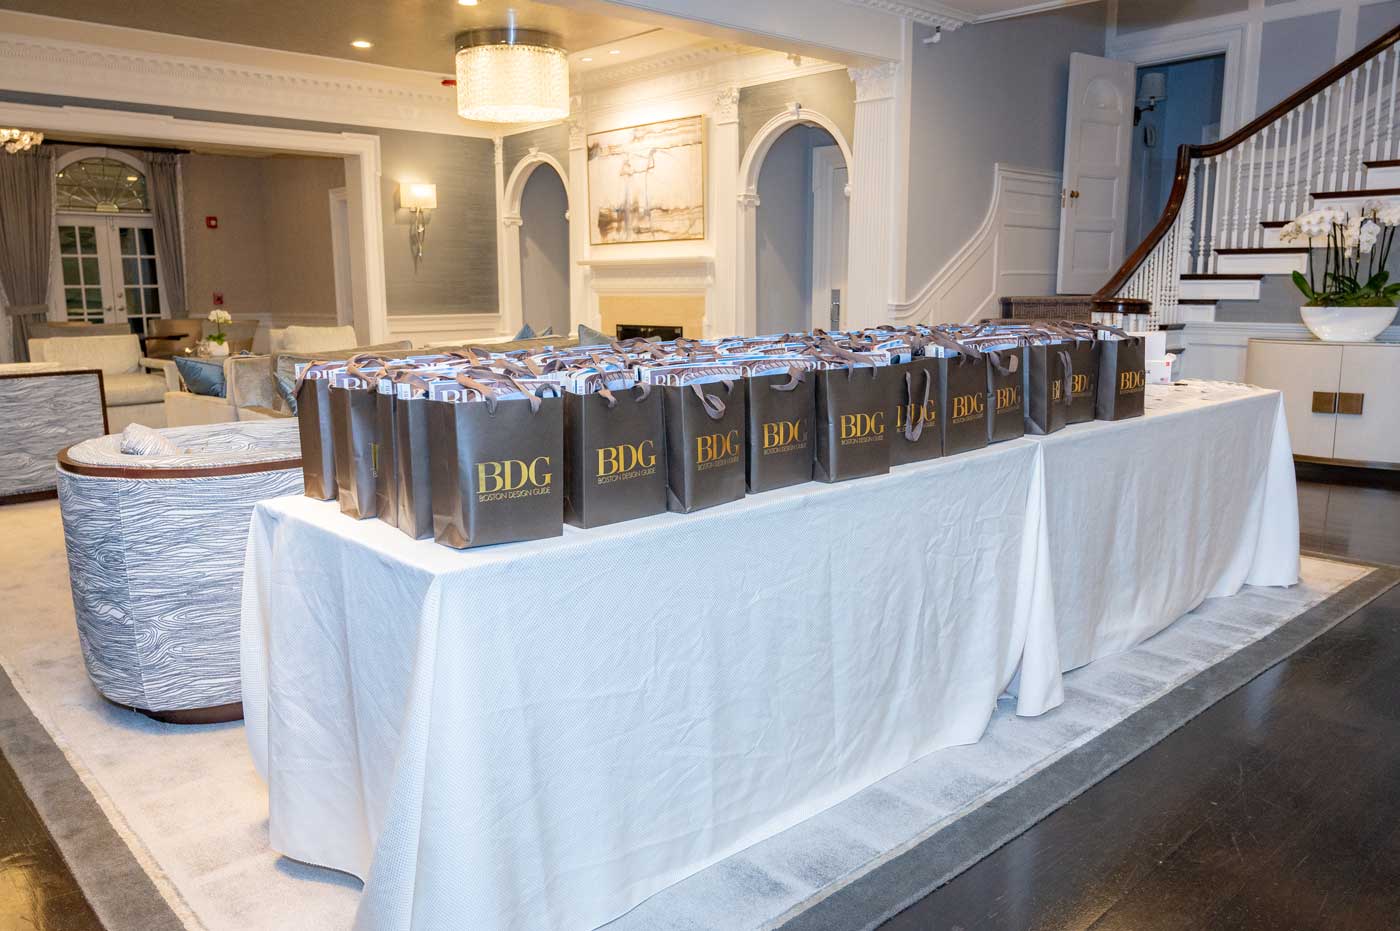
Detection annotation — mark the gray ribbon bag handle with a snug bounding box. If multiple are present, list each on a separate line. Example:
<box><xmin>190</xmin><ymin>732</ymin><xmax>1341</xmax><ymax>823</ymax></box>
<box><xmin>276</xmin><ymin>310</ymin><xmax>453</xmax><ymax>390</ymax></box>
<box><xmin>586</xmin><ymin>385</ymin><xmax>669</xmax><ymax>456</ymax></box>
<box><xmin>903</xmin><ymin>368</ymin><xmax>932</xmax><ymax>442</ymax></box>
<box><xmin>691</xmin><ymin>380</ymin><xmax>734</xmax><ymax>420</ymax></box>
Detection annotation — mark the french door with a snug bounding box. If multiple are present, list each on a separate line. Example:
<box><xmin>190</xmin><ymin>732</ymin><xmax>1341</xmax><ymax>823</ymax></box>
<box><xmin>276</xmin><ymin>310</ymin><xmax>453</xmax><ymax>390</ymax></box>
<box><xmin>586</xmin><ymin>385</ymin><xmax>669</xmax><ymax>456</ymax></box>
<box><xmin>52</xmin><ymin>215</ymin><xmax>165</xmax><ymax>336</ymax></box>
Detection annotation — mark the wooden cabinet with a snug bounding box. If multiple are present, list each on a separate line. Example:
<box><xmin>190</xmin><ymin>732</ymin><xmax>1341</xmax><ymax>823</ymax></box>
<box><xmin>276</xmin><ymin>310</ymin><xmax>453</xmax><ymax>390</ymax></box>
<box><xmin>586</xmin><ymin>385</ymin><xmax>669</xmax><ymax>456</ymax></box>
<box><xmin>1246</xmin><ymin>339</ymin><xmax>1400</xmax><ymax>467</ymax></box>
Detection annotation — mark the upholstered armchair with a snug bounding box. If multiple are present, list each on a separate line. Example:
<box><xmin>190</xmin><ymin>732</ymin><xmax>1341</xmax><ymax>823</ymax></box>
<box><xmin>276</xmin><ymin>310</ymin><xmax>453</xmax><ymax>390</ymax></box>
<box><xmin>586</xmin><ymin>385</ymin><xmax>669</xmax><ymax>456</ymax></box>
<box><xmin>57</xmin><ymin>420</ymin><xmax>302</xmax><ymax>722</ymax></box>
<box><xmin>28</xmin><ymin>334</ymin><xmax>178</xmax><ymax>431</ymax></box>
<box><xmin>163</xmin><ymin>353</ymin><xmax>289</xmax><ymax>426</ymax></box>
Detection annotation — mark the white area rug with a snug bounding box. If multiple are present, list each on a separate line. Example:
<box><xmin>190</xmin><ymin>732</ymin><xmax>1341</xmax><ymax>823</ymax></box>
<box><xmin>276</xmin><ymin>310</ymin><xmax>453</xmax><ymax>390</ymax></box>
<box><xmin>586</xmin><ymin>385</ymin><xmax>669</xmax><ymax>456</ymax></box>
<box><xmin>0</xmin><ymin>499</ymin><xmax>1368</xmax><ymax>931</ymax></box>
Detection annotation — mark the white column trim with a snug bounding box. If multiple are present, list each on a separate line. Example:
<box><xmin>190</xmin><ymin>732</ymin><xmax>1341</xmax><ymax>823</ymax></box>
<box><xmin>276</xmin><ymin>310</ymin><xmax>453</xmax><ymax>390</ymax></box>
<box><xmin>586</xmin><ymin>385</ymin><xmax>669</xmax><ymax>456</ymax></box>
<box><xmin>499</xmin><ymin>149</ymin><xmax>573</xmax><ymax>339</ymax></box>
<box><xmin>846</xmin><ymin>62</ymin><xmax>898</xmax><ymax>330</ymax></box>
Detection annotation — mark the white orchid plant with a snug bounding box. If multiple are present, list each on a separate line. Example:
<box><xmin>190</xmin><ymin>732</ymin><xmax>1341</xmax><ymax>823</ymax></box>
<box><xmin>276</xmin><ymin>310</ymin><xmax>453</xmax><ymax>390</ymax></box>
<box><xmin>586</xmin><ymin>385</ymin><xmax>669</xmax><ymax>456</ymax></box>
<box><xmin>207</xmin><ymin>308</ymin><xmax>233</xmax><ymax>345</ymax></box>
<box><xmin>1280</xmin><ymin>199</ymin><xmax>1400</xmax><ymax>307</ymax></box>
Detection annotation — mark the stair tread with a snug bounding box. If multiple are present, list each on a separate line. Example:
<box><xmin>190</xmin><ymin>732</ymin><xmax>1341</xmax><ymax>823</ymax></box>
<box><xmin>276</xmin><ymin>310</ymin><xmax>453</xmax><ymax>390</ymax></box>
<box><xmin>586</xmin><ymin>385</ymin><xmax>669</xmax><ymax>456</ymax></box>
<box><xmin>1180</xmin><ymin>273</ymin><xmax>1265</xmax><ymax>280</ymax></box>
<box><xmin>1176</xmin><ymin>299</ymin><xmax>1218</xmax><ymax>304</ymax></box>
<box><xmin>1364</xmin><ymin>159</ymin><xmax>1400</xmax><ymax>169</ymax></box>
<box><xmin>1215</xmin><ymin>247</ymin><xmax>1310</xmax><ymax>254</ymax></box>
<box><xmin>1313</xmin><ymin>187</ymin><xmax>1400</xmax><ymax>199</ymax></box>
<box><xmin>1260</xmin><ymin>220</ymin><xmax>1290</xmax><ymax>228</ymax></box>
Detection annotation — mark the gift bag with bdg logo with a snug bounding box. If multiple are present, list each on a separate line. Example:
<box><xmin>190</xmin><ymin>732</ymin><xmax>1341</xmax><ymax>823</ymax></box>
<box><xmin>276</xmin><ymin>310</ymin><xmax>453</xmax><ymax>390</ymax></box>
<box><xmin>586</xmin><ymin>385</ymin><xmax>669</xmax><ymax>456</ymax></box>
<box><xmin>329</xmin><ymin>365</ymin><xmax>385</xmax><ymax>520</ymax></box>
<box><xmin>428</xmin><ymin>375</ymin><xmax>564</xmax><ymax>549</ymax></box>
<box><xmin>1095</xmin><ymin>329</ymin><xmax>1147</xmax><ymax>421</ymax></box>
<box><xmin>980</xmin><ymin>343</ymin><xmax>1025</xmax><ymax>444</ymax></box>
<box><xmin>293</xmin><ymin>361</ymin><xmax>343</xmax><ymax>500</ymax></box>
<box><xmin>745</xmin><ymin>364</ymin><xmax>815</xmax><ymax>493</ymax></box>
<box><xmin>1024</xmin><ymin>341</ymin><xmax>1073</xmax><ymax>436</ymax></box>
<box><xmin>932</xmin><ymin>341</ymin><xmax>990</xmax><ymax>457</ymax></box>
<box><xmin>890</xmin><ymin>356</ymin><xmax>942</xmax><ymax>466</ymax></box>
<box><xmin>563</xmin><ymin>377</ymin><xmax>666</xmax><ymax>529</ymax></box>
<box><xmin>814</xmin><ymin>362</ymin><xmax>897</xmax><ymax>483</ymax></box>
<box><xmin>663</xmin><ymin>380</ymin><xmax>747</xmax><ymax>513</ymax></box>
<box><xmin>393</xmin><ymin>376</ymin><xmax>436</xmax><ymax>540</ymax></box>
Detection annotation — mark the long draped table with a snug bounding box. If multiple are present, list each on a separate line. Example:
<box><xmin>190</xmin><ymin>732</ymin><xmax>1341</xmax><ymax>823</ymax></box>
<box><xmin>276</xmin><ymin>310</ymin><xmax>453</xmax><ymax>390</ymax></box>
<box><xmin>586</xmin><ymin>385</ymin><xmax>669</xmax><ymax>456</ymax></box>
<box><xmin>242</xmin><ymin>381</ymin><xmax>1298</xmax><ymax>931</ymax></box>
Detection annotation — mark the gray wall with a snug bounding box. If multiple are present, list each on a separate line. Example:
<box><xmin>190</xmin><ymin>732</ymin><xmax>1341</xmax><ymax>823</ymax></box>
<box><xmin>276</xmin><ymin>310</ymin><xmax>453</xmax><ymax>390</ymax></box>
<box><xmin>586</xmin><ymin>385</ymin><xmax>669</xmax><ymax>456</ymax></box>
<box><xmin>739</xmin><ymin>70</ymin><xmax>855</xmax><ymax>156</ymax></box>
<box><xmin>1116</xmin><ymin>0</ymin><xmax>1248</xmax><ymax>35</ymax></box>
<box><xmin>1</xmin><ymin>89</ymin><xmax>498</xmax><ymax>317</ymax></box>
<box><xmin>1257</xmin><ymin>11</ymin><xmax>1341</xmax><ymax>112</ymax></box>
<box><xmin>755</xmin><ymin>125</ymin><xmax>837</xmax><ymax>335</ymax></box>
<box><xmin>518</xmin><ymin>163</ymin><xmax>570</xmax><ymax>336</ymax></box>
<box><xmin>904</xmin><ymin>3</ymin><xmax>1106</xmax><ymax>295</ymax></box>
<box><xmin>503</xmin><ymin>123</ymin><xmax>570</xmax><ymax>184</ymax></box>
<box><xmin>1358</xmin><ymin>1</ymin><xmax>1400</xmax><ymax>46</ymax></box>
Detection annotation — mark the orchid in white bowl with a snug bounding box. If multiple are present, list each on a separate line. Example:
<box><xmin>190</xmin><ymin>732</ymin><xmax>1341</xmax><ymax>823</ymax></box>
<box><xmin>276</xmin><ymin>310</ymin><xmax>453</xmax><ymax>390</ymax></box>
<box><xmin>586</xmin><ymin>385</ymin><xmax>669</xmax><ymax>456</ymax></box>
<box><xmin>204</xmin><ymin>308</ymin><xmax>234</xmax><ymax>357</ymax></box>
<box><xmin>1280</xmin><ymin>199</ymin><xmax>1399</xmax><ymax>341</ymax></box>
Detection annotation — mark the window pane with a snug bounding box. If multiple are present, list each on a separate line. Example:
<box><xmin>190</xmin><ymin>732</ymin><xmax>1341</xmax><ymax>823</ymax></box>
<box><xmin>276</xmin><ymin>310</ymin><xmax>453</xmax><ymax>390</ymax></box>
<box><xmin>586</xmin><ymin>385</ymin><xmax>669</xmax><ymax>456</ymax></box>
<box><xmin>59</xmin><ymin>226</ymin><xmax>77</xmax><ymax>253</ymax></box>
<box><xmin>81</xmin><ymin>257</ymin><xmax>99</xmax><ymax>285</ymax></box>
<box><xmin>139</xmin><ymin>228</ymin><xmax>155</xmax><ymax>254</ymax></box>
<box><xmin>141</xmin><ymin>259</ymin><xmax>158</xmax><ymax>285</ymax></box>
<box><xmin>78</xmin><ymin>226</ymin><xmax>97</xmax><ymax>253</ymax></box>
<box><xmin>65</xmin><ymin>288</ymin><xmax>83</xmax><ymax>310</ymax></box>
<box><xmin>123</xmin><ymin>258</ymin><xmax>139</xmax><ymax>285</ymax></box>
<box><xmin>61</xmin><ymin>257</ymin><xmax>80</xmax><ymax>285</ymax></box>
<box><xmin>55</xmin><ymin>158</ymin><xmax>149</xmax><ymax>213</ymax></box>
<box><xmin>85</xmin><ymin>288</ymin><xmax>103</xmax><ymax>310</ymax></box>
<box><xmin>126</xmin><ymin>288</ymin><xmax>143</xmax><ymax>314</ymax></box>
<box><xmin>145</xmin><ymin>289</ymin><xmax>160</xmax><ymax>315</ymax></box>
<box><xmin>120</xmin><ymin>227</ymin><xmax>136</xmax><ymax>255</ymax></box>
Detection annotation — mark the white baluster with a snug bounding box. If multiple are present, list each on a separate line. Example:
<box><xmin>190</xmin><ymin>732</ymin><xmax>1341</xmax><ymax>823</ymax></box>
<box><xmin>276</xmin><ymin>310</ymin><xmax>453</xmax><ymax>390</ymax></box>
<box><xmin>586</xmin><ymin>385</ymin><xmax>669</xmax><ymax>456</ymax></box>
<box><xmin>1387</xmin><ymin>47</ymin><xmax>1398</xmax><ymax>159</ymax></box>
<box><xmin>1246</xmin><ymin>135</ymin><xmax>1260</xmax><ymax>247</ymax></box>
<box><xmin>1230</xmin><ymin>147</ymin><xmax>1243</xmax><ymax>249</ymax></box>
<box><xmin>1209</xmin><ymin>155</ymin><xmax>1220</xmax><ymax>273</ymax></box>
<box><xmin>1288</xmin><ymin>107</ymin><xmax>1303</xmax><ymax>219</ymax></box>
<box><xmin>1356</xmin><ymin>59</ymin><xmax>1372</xmax><ymax>189</ymax></box>
<box><xmin>1341</xmin><ymin>72</ymin><xmax>1357</xmax><ymax>191</ymax></box>
<box><xmin>1269</xmin><ymin>122</ymin><xmax>1282</xmax><ymax>222</ymax></box>
<box><xmin>1307</xmin><ymin>94</ymin><xmax>1321</xmax><ymax>205</ymax></box>
<box><xmin>1369</xmin><ymin>55</ymin><xmax>1384</xmax><ymax>164</ymax></box>
<box><xmin>1197</xmin><ymin>157</ymin><xmax>1213</xmax><ymax>274</ymax></box>
<box><xmin>1329</xmin><ymin>79</ymin><xmax>1345</xmax><ymax>193</ymax></box>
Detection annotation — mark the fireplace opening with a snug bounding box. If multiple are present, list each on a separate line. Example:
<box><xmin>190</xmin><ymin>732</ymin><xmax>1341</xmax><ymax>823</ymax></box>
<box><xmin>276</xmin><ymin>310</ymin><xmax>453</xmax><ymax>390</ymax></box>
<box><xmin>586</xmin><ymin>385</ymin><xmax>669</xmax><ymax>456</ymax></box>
<box><xmin>615</xmin><ymin>323</ymin><xmax>684</xmax><ymax>341</ymax></box>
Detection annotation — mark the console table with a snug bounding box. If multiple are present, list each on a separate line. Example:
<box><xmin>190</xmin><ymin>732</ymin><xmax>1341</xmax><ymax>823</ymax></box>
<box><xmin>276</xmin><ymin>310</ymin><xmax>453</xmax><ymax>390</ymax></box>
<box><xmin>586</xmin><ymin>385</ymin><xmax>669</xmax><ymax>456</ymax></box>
<box><xmin>1246</xmin><ymin>338</ymin><xmax>1400</xmax><ymax>468</ymax></box>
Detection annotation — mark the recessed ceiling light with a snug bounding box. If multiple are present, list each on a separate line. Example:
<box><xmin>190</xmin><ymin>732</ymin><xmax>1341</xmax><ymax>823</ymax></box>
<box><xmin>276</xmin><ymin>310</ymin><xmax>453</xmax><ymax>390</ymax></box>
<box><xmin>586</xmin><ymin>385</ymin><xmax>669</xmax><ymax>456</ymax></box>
<box><xmin>351</xmin><ymin>39</ymin><xmax>373</xmax><ymax>49</ymax></box>
<box><xmin>581</xmin><ymin>56</ymin><xmax>593</xmax><ymax>62</ymax></box>
<box><xmin>609</xmin><ymin>49</ymin><xmax>621</xmax><ymax>55</ymax></box>
<box><xmin>458</xmin><ymin>0</ymin><xmax>478</xmax><ymax>5</ymax></box>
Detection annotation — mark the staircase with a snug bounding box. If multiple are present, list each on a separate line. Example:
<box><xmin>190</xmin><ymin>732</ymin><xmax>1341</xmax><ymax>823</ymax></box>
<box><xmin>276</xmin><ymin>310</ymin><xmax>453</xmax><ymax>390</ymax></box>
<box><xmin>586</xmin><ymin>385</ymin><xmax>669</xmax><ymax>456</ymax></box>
<box><xmin>1095</xmin><ymin>25</ymin><xmax>1400</xmax><ymax>329</ymax></box>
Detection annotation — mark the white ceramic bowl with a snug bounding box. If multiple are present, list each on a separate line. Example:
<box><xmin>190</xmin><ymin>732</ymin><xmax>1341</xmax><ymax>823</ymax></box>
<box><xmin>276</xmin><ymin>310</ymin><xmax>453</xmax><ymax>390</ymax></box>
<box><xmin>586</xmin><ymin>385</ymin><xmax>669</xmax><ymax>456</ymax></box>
<box><xmin>1300</xmin><ymin>304</ymin><xmax>1398</xmax><ymax>342</ymax></box>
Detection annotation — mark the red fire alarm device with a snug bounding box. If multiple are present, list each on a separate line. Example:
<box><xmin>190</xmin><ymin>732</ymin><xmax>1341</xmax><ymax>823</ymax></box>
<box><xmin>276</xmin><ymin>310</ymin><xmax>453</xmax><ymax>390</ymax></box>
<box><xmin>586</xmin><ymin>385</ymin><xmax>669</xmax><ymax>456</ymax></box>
<box><xmin>206</xmin><ymin>216</ymin><xmax>219</xmax><ymax>229</ymax></box>
<box><xmin>213</xmin><ymin>292</ymin><xmax>224</xmax><ymax>306</ymax></box>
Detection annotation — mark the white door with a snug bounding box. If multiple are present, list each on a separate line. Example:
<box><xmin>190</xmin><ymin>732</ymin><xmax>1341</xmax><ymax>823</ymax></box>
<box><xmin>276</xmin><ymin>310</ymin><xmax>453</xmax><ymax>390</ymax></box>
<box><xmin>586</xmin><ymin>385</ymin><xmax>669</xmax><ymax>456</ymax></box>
<box><xmin>810</xmin><ymin>145</ymin><xmax>849</xmax><ymax>330</ymax></box>
<box><xmin>1056</xmin><ymin>53</ymin><xmax>1136</xmax><ymax>294</ymax></box>
<box><xmin>52</xmin><ymin>215</ymin><xmax>165</xmax><ymax>336</ymax></box>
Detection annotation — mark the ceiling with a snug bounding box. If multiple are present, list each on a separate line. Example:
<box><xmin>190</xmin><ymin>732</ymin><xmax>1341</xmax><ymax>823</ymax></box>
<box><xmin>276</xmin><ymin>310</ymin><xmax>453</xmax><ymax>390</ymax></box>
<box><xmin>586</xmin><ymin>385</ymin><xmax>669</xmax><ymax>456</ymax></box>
<box><xmin>0</xmin><ymin>0</ymin><xmax>711</xmax><ymax>73</ymax></box>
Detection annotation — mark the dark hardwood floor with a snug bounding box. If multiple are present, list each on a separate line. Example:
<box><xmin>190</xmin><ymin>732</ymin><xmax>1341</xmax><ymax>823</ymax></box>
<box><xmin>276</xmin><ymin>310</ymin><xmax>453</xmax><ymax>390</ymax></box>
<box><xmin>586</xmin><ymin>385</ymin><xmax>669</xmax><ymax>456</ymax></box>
<box><xmin>884</xmin><ymin>478</ymin><xmax>1400</xmax><ymax>931</ymax></box>
<box><xmin>0</xmin><ymin>477</ymin><xmax>1394</xmax><ymax>931</ymax></box>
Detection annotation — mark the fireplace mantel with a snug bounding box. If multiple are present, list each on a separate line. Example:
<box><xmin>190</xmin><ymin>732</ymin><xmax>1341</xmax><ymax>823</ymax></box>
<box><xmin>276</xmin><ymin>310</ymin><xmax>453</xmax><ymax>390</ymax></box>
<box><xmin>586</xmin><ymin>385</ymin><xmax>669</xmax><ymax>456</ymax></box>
<box><xmin>582</xmin><ymin>254</ymin><xmax>714</xmax><ymax>338</ymax></box>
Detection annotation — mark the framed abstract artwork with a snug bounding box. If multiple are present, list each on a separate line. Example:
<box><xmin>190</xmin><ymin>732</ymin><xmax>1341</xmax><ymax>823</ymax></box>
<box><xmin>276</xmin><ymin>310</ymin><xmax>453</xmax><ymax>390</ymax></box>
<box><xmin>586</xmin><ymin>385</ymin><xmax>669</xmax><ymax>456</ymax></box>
<box><xmin>587</xmin><ymin>115</ymin><xmax>705</xmax><ymax>245</ymax></box>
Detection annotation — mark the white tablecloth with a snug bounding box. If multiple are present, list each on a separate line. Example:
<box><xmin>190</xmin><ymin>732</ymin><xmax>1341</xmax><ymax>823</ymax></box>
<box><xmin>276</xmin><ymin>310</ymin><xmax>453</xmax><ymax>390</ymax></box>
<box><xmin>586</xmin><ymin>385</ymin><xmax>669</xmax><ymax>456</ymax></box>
<box><xmin>243</xmin><ymin>440</ymin><xmax>1060</xmax><ymax>931</ymax></box>
<box><xmin>1029</xmin><ymin>382</ymin><xmax>1300</xmax><ymax>670</ymax></box>
<box><xmin>241</xmin><ymin>381</ymin><xmax>1299</xmax><ymax>931</ymax></box>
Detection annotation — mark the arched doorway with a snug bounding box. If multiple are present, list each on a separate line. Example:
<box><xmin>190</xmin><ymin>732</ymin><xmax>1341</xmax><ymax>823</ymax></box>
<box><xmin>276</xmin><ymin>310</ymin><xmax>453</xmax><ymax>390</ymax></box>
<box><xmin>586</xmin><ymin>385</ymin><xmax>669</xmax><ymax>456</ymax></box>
<box><xmin>737</xmin><ymin>108</ymin><xmax>853</xmax><ymax>336</ymax></box>
<box><xmin>518</xmin><ymin>163</ymin><xmax>570</xmax><ymax>336</ymax></box>
<box><xmin>501</xmin><ymin>152</ymin><xmax>573</xmax><ymax>338</ymax></box>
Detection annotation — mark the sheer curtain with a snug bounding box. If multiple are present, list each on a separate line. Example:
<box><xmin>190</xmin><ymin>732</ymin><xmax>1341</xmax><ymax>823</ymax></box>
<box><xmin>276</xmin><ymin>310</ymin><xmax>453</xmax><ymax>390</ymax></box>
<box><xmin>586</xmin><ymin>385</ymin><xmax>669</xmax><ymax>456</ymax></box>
<box><xmin>0</xmin><ymin>148</ymin><xmax>55</xmax><ymax>362</ymax></box>
<box><xmin>146</xmin><ymin>152</ymin><xmax>188</xmax><ymax>319</ymax></box>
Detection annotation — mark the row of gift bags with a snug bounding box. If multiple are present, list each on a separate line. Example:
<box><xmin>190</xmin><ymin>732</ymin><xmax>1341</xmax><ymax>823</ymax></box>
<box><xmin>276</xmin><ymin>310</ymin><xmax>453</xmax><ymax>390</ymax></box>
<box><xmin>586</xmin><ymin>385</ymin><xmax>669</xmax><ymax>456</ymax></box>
<box><xmin>296</xmin><ymin>325</ymin><xmax>1145</xmax><ymax>549</ymax></box>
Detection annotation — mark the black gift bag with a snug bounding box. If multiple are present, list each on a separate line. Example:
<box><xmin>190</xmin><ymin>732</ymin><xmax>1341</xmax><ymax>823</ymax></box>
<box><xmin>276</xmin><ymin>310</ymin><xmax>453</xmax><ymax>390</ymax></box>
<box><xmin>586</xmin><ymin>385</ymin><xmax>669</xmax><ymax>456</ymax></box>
<box><xmin>1095</xmin><ymin>332</ymin><xmax>1147</xmax><ymax>421</ymax></box>
<box><xmin>563</xmin><ymin>384</ymin><xmax>666</xmax><ymax>529</ymax></box>
<box><xmin>1064</xmin><ymin>336</ymin><xmax>1101</xmax><ymax>424</ymax></box>
<box><xmin>984</xmin><ymin>345</ymin><xmax>1026</xmax><ymax>444</ymax></box>
<box><xmin>745</xmin><ymin>366</ymin><xmax>815</xmax><ymax>493</ymax></box>
<box><xmin>663</xmin><ymin>381</ymin><xmax>747</xmax><ymax>513</ymax></box>
<box><xmin>1024</xmin><ymin>343</ymin><xmax>1072</xmax><ymax>436</ymax></box>
<box><xmin>374</xmin><ymin>381</ymin><xmax>399</xmax><ymax>527</ymax></box>
<box><xmin>393</xmin><ymin>381</ymin><xmax>435</xmax><ymax>540</ymax></box>
<box><xmin>330</xmin><ymin>375</ymin><xmax>382</xmax><ymax>520</ymax></box>
<box><xmin>939</xmin><ymin>352</ymin><xmax>991</xmax><ymax>457</ymax></box>
<box><xmin>428</xmin><ymin>388</ymin><xmax>564</xmax><ymax>549</ymax></box>
<box><xmin>890</xmin><ymin>356</ymin><xmax>943</xmax><ymax>466</ymax></box>
<box><xmin>294</xmin><ymin>364</ymin><xmax>340</xmax><ymax>500</ymax></box>
<box><xmin>814</xmin><ymin>364</ymin><xmax>897</xmax><ymax>483</ymax></box>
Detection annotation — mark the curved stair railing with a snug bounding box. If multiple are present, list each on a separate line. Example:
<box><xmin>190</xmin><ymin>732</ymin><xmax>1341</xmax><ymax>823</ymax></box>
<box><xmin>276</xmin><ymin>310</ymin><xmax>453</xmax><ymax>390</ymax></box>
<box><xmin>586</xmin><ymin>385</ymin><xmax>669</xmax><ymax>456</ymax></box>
<box><xmin>1095</xmin><ymin>24</ymin><xmax>1400</xmax><ymax>326</ymax></box>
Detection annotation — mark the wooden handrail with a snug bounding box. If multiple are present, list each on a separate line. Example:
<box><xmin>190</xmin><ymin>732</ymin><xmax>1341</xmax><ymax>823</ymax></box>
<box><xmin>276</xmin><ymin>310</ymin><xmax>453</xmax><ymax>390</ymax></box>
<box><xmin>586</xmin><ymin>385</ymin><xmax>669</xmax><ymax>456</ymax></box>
<box><xmin>1095</xmin><ymin>23</ymin><xmax>1400</xmax><ymax>305</ymax></box>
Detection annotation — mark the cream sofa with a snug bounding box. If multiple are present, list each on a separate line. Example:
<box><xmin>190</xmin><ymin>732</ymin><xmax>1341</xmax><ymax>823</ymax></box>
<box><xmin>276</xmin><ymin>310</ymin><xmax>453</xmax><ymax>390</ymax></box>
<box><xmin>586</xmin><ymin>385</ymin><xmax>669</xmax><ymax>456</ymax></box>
<box><xmin>28</xmin><ymin>334</ymin><xmax>178</xmax><ymax>431</ymax></box>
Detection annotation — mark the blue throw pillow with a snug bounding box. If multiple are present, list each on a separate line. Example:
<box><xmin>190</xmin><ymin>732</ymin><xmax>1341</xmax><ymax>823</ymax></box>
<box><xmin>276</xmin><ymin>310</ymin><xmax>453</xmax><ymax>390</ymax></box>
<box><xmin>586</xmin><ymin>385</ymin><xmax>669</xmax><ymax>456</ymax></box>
<box><xmin>275</xmin><ymin>373</ymin><xmax>299</xmax><ymax>415</ymax></box>
<box><xmin>576</xmin><ymin>323</ymin><xmax>611</xmax><ymax>346</ymax></box>
<box><xmin>513</xmin><ymin>323</ymin><xmax>536</xmax><ymax>340</ymax></box>
<box><xmin>174</xmin><ymin>357</ymin><xmax>227</xmax><ymax>398</ymax></box>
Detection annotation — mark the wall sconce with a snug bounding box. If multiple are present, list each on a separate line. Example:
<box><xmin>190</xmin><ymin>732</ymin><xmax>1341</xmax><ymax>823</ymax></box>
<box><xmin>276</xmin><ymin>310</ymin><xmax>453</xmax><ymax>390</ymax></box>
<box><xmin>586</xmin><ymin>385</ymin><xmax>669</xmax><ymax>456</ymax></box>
<box><xmin>400</xmin><ymin>182</ymin><xmax>437</xmax><ymax>270</ymax></box>
<box><xmin>1134</xmin><ymin>71</ymin><xmax>1167</xmax><ymax>125</ymax></box>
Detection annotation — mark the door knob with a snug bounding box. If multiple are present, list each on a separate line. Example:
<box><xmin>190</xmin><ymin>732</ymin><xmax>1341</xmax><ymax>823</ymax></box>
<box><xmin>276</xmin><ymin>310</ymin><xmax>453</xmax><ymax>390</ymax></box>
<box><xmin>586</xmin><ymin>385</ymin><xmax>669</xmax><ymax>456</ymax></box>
<box><xmin>1069</xmin><ymin>190</ymin><xmax>1080</xmax><ymax>199</ymax></box>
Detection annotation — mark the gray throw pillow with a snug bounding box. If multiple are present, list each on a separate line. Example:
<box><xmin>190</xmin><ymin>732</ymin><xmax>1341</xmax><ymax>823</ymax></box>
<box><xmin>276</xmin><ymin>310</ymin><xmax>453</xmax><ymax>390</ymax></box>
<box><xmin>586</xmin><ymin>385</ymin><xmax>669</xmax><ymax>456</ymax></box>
<box><xmin>576</xmin><ymin>323</ymin><xmax>611</xmax><ymax>346</ymax></box>
<box><xmin>514</xmin><ymin>323</ymin><xmax>536</xmax><ymax>340</ymax></box>
<box><xmin>274</xmin><ymin>373</ymin><xmax>299</xmax><ymax>415</ymax></box>
<box><xmin>119</xmin><ymin>424</ymin><xmax>181</xmax><ymax>457</ymax></box>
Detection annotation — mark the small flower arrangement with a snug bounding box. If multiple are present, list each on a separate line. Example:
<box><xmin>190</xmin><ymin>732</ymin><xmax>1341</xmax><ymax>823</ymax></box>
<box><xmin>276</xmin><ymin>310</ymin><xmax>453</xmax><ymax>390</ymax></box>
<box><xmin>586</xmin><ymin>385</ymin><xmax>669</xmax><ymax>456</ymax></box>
<box><xmin>207</xmin><ymin>308</ymin><xmax>233</xmax><ymax>345</ymax></box>
<box><xmin>1280</xmin><ymin>200</ymin><xmax>1400</xmax><ymax>307</ymax></box>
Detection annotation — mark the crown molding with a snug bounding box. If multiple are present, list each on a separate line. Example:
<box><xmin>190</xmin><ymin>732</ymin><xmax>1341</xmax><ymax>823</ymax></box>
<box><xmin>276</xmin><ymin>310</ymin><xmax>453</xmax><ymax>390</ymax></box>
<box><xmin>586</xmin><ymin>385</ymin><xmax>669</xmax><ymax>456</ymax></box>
<box><xmin>576</xmin><ymin>40</ymin><xmax>747</xmax><ymax>93</ymax></box>
<box><xmin>835</xmin><ymin>0</ymin><xmax>971</xmax><ymax>30</ymax></box>
<box><xmin>0</xmin><ymin>30</ymin><xmax>492</xmax><ymax>137</ymax></box>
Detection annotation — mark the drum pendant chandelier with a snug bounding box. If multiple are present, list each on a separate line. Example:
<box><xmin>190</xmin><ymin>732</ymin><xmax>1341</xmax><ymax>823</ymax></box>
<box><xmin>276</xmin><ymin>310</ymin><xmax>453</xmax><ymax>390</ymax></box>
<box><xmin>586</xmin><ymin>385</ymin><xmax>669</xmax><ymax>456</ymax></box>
<box><xmin>454</xmin><ymin>24</ymin><xmax>568</xmax><ymax>124</ymax></box>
